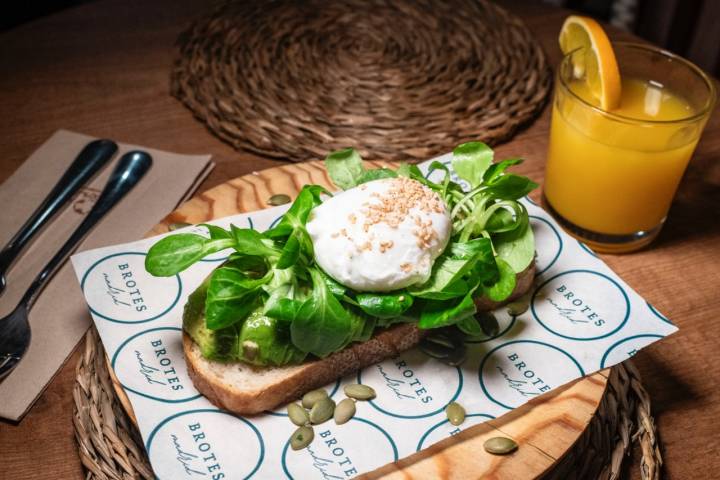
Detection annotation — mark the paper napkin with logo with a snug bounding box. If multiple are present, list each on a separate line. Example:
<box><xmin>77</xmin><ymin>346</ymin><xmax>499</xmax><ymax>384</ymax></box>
<box><xmin>70</xmin><ymin>153</ymin><xmax>676</xmax><ymax>478</ymax></box>
<box><xmin>0</xmin><ymin>130</ymin><xmax>213</xmax><ymax>421</ymax></box>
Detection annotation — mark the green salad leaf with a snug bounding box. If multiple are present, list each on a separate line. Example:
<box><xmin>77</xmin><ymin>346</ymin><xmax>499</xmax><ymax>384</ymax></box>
<box><xmin>418</xmin><ymin>287</ymin><xmax>478</xmax><ymax>329</ymax></box>
<box><xmin>409</xmin><ymin>238</ymin><xmax>495</xmax><ymax>300</ymax></box>
<box><xmin>355</xmin><ymin>291</ymin><xmax>413</xmax><ymax>318</ymax></box>
<box><xmin>484</xmin><ymin>258</ymin><xmax>517</xmax><ymax>302</ymax></box>
<box><xmin>325</xmin><ymin>148</ymin><xmax>365</xmax><ymax>190</ymax></box>
<box><xmin>451</xmin><ymin>141</ymin><xmax>493</xmax><ymax>187</ymax></box>
<box><xmin>494</xmin><ymin>216</ymin><xmax>535</xmax><ymax>273</ymax></box>
<box><xmin>229</xmin><ymin>225</ymin><xmax>279</xmax><ymax>258</ymax></box>
<box><xmin>290</xmin><ymin>268</ymin><xmax>355</xmax><ymax>357</ymax></box>
<box><xmin>326</xmin><ymin>148</ymin><xmax>398</xmax><ymax>190</ymax></box>
<box><xmin>145</xmin><ymin>233</ymin><xmax>234</xmax><ymax>277</ymax></box>
<box><xmin>357</xmin><ymin>168</ymin><xmax>397</xmax><ymax>183</ymax></box>
<box><xmin>265</xmin><ymin>185</ymin><xmax>327</xmax><ymax>239</ymax></box>
<box><xmin>205</xmin><ymin>262</ymin><xmax>269</xmax><ymax>330</ymax></box>
<box><xmin>182</xmin><ymin>279</ymin><xmax>239</xmax><ymax>360</ymax></box>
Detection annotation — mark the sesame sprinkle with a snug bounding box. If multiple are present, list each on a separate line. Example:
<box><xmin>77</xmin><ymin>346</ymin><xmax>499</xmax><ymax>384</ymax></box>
<box><xmin>359</xmin><ymin>178</ymin><xmax>445</xmax><ymax>250</ymax></box>
<box><xmin>400</xmin><ymin>263</ymin><xmax>413</xmax><ymax>272</ymax></box>
<box><xmin>379</xmin><ymin>240</ymin><xmax>394</xmax><ymax>253</ymax></box>
<box><xmin>356</xmin><ymin>241</ymin><xmax>373</xmax><ymax>252</ymax></box>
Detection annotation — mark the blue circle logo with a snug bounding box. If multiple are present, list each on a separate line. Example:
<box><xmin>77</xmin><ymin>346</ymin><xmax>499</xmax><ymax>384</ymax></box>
<box><xmin>523</xmin><ymin>195</ymin><xmax>539</xmax><ymax>207</ymax></box>
<box><xmin>577</xmin><ymin>240</ymin><xmax>599</xmax><ymax>258</ymax></box>
<box><xmin>479</xmin><ymin>340</ymin><xmax>584</xmax><ymax>409</ymax></box>
<box><xmin>80</xmin><ymin>252</ymin><xmax>181</xmax><ymax>324</ymax></box>
<box><xmin>110</xmin><ymin>327</ymin><xmax>200</xmax><ymax>403</ymax></box>
<box><xmin>146</xmin><ymin>409</ymin><xmax>264</xmax><ymax>480</ymax></box>
<box><xmin>600</xmin><ymin>334</ymin><xmax>664</xmax><ymax>368</ymax></box>
<box><xmin>416</xmin><ymin>413</ymin><xmax>495</xmax><ymax>451</ymax></box>
<box><xmin>530</xmin><ymin>215</ymin><xmax>562</xmax><ymax>275</ymax></box>
<box><xmin>646</xmin><ymin>302</ymin><xmax>673</xmax><ymax>325</ymax></box>
<box><xmin>357</xmin><ymin>349</ymin><xmax>463</xmax><ymax>419</ymax></box>
<box><xmin>531</xmin><ymin>269</ymin><xmax>630</xmax><ymax>341</ymax></box>
<box><xmin>281</xmin><ymin>417</ymin><xmax>397</xmax><ymax>479</ymax></box>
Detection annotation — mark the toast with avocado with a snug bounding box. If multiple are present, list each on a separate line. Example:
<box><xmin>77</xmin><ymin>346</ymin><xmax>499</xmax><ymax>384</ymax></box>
<box><xmin>145</xmin><ymin>142</ymin><xmax>538</xmax><ymax>414</ymax></box>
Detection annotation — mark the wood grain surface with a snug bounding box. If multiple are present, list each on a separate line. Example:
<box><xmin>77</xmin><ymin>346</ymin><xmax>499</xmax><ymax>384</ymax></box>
<box><xmin>0</xmin><ymin>1</ymin><xmax>718</xmax><ymax>479</ymax></box>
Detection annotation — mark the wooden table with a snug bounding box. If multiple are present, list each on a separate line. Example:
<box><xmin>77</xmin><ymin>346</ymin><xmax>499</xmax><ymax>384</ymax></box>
<box><xmin>0</xmin><ymin>1</ymin><xmax>718</xmax><ymax>478</ymax></box>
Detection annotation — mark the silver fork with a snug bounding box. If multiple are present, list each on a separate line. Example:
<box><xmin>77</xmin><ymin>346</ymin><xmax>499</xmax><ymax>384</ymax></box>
<box><xmin>0</xmin><ymin>151</ymin><xmax>152</xmax><ymax>380</ymax></box>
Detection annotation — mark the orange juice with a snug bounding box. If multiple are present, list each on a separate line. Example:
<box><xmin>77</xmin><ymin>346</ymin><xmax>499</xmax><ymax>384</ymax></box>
<box><xmin>545</xmin><ymin>77</ymin><xmax>699</xmax><ymax>237</ymax></box>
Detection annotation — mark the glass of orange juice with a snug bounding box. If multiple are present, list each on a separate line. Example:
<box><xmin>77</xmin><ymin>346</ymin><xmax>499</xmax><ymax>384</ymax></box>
<box><xmin>544</xmin><ymin>43</ymin><xmax>716</xmax><ymax>253</ymax></box>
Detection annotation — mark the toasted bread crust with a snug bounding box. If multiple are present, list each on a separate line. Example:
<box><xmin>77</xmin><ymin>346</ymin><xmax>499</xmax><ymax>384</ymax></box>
<box><xmin>184</xmin><ymin>322</ymin><xmax>424</xmax><ymax>414</ymax></box>
<box><xmin>184</xmin><ymin>262</ymin><xmax>536</xmax><ymax>415</ymax></box>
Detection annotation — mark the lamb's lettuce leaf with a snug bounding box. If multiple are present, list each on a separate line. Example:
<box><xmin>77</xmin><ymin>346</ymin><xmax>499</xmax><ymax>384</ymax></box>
<box><xmin>418</xmin><ymin>287</ymin><xmax>478</xmax><ymax>329</ymax></box>
<box><xmin>290</xmin><ymin>268</ymin><xmax>354</xmax><ymax>357</ymax></box>
<box><xmin>205</xmin><ymin>262</ymin><xmax>270</xmax><ymax>329</ymax></box>
<box><xmin>451</xmin><ymin>141</ymin><xmax>493</xmax><ymax>188</ymax></box>
<box><xmin>145</xmin><ymin>233</ymin><xmax>234</xmax><ymax>276</ymax></box>
<box><xmin>325</xmin><ymin>148</ymin><xmax>365</xmax><ymax>190</ymax></box>
<box><xmin>355</xmin><ymin>291</ymin><xmax>413</xmax><ymax>319</ymax></box>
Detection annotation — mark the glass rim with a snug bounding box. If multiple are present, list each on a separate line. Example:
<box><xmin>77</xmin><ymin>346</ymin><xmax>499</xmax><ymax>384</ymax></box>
<box><xmin>558</xmin><ymin>41</ymin><xmax>717</xmax><ymax>125</ymax></box>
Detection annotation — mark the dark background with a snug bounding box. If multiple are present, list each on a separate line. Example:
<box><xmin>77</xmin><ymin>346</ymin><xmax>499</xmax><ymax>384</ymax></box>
<box><xmin>2</xmin><ymin>0</ymin><xmax>719</xmax><ymax>78</ymax></box>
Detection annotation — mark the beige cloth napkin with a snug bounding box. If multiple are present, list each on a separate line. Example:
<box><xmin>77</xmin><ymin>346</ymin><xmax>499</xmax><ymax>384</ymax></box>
<box><xmin>0</xmin><ymin>130</ymin><xmax>213</xmax><ymax>421</ymax></box>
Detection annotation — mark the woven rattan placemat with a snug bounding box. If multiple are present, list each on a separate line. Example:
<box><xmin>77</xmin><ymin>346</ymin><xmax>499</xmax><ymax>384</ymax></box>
<box><xmin>73</xmin><ymin>327</ymin><xmax>661</xmax><ymax>479</ymax></box>
<box><xmin>170</xmin><ymin>0</ymin><xmax>552</xmax><ymax>162</ymax></box>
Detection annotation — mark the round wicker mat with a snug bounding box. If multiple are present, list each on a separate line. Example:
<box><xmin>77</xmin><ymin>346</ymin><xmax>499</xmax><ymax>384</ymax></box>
<box><xmin>73</xmin><ymin>327</ymin><xmax>661</xmax><ymax>479</ymax></box>
<box><xmin>170</xmin><ymin>0</ymin><xmax>552</xmax><ymax>162</ymax></box>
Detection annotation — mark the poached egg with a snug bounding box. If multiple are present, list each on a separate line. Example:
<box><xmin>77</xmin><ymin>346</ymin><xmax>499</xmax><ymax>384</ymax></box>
<box><xmin>306</xmin><ymin>177</ymin><xmax>452</xmax><ymax>292</ymax></box>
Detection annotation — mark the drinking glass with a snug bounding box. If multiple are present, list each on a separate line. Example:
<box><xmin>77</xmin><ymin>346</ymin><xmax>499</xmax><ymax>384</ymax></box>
<box><xmin>543</xmin><ymin>43</ymin><xmax>716</xmax><ymax>253</ymax></box>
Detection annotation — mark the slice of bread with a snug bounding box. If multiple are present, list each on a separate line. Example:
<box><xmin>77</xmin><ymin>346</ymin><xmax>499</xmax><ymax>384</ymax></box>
<box><xmin>184</xmin><ymin>263</ymin><xmax>535</xmax><ymax>415</ymax></box>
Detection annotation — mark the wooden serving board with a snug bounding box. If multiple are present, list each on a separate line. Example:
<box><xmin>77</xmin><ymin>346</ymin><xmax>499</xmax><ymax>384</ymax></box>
<box><xmin>111</xmin><ymin>160</ymin><xmax>609</xmax><ymax>479</ymax></box>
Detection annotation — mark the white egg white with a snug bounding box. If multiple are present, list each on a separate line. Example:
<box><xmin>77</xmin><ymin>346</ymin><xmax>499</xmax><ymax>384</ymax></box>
<box><xmin>306</xmin><ymin>177</ymin><xmax>451</xmax><ymax>292</ymax></box>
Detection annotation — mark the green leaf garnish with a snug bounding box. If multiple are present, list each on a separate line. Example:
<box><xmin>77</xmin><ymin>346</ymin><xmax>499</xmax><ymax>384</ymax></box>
<box><xmin>290</xmin><ymin>268</ymin><xmax>354</xmax><ymax>357</ymax></box>
<box><xmin>484</xmin><ymin>258</ymin><xmax>517</xmax><ymax>302</ymax></box>
<box><xmin>355</xmin><ymin>291</ymin><xmax>413</xmax><ymax>319</ymax></box>
<box><xmin>325</xmin><ymin>148</ymin><xmax>365</xmax><ymax>190</ymax></box>
<box><xmin>418</xmin><ymin>287</ymin><xmax>478</xmax><ymax>329</ymax></box>
<box><xmin>145</xmin><ymin>233</ymin><xmax>234</xmax><ymax>276</ymax></box>
<box><xmin>452</xmin><ymin>141</ymin><xmax>494</xmax><ymax>187</ymax></box>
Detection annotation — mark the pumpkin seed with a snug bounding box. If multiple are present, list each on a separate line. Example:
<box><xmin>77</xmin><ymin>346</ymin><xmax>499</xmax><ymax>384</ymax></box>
<box><xmin>344</xmin><ymin>384</ymin><xmax>376</xmax><ymax>400</ymax></box>
<box><xmin>290</xmin><ymin>426</ymin><xmax>314</xmax><ymax>450</ymax></box>
<box><xmin>507</xmin><ymin>297</ymin><xmax>530</xmax><ymax>316</ymax></box>
<box><xmin>267</xmin><ymin>194</ymin><xmax>291</xmax><ymax>206</ymax></box>
<box><xmin>477</xmin><ymin>312</ymin><xmax>500</xmax><ymax>337</ymax></box>
<box><xmin>334</xmin><ymin>398</ymin><xmax>356</xmax><ymax>425</ymax></box>
<box><xmin>420</xmin><ymin>339</ymin><xmax>453</xmax><ymax>359</ymax></box>
<box><xmin>302</xmin><ymin>389</ymin><xmax>328</xmax><ymax>409</ymax></box>
<box><xmin>424</xmin><ymin>332</ymin><xmax>457</xmax><ymax>350</ymax></box>
<box><xmin>168</xmin><ymin>222</ymin><xmax>191</xmax><ymax>231</ymax></box>
<box><xmin>445</xmin><ymin>402</ymin><xmax>466</xmax><ymax>426</ymax></box>
<box><xmin>309</xmin><ymin>397</ymin><xmax>336</xmax><ymax>424</ymax></box>
<box><xmin>287</xmin><ymin>403</ymin><xmax>309</xmax><ymax>426</ymax></box>
<box><xmin>483</xmin><ymin>436</ymin><xmax>518</xmax><ymax>455</ymax></box>
<box><xmin>440</xmin><ymin>343</ymin><xmax>467</xmax><ymax>366</ymax></box>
